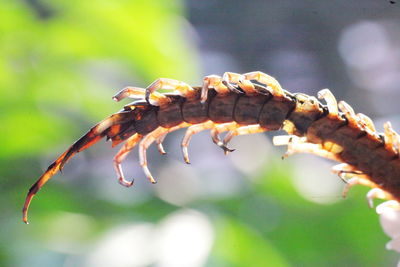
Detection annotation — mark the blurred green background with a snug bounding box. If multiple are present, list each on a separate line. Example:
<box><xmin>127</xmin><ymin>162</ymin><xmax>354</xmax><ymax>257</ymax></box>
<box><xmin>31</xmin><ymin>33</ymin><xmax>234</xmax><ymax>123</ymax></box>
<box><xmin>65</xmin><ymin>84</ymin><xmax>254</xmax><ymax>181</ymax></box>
<box><xmin>1</xmin><ymin>1</ymin><xmax>400</xmax><ymax>266</ymax></box>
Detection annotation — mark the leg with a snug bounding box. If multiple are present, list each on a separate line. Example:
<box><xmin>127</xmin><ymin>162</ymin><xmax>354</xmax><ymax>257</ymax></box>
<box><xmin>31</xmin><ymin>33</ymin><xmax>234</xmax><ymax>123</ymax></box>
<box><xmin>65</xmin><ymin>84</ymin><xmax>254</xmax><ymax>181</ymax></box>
<box><xmin>201</xmin><ymin>75</ymin><xmax>230</xmax><ymax>103</ymax></box>
<box><xmin>210</xmin><ymin>122</ymin><xmax>237</xmax><ymax>153</ymax></box>
<box><xmin>156</xmin><ymin>134</ymin><xmax>167</xmax><ymax>155</ymax></box>
<box><xmin>333</xmin><ymin>169</ymin><xmax>389</xmax><ymax>208</ymax></box>
<box><xmin>237</xmin><ymin>79</ymin><xmax>259</xmax><ymax>95</ymax></box>
<box><xmin>219</xmin><ymin>72</ymin><xmax>260</xmax><ymax>95</ymax></box>
<box><xmin>155</xmin><ymin>122</ymin><xmax>191</xmax><ymax>155</ymax></box>
<box><xmin>112</xmin><ymin>86</ymin><xmax>170</xmax><ymax>107</ymax></box>
<box><xmin>317</xmin><ymin>89</ymin><xmax>338</xmax><ymax>118</ymax></box>
<box><xmin>331</xmin><ymin>163</ymin><xmax>394</xmax><ymax>207</ymax></box>
<box><xmin>331</xmin><ymin>163</ymin><xmax>368</xmax><ymax>196</ymax></box>
<box><xmin>221</xmin><ymin>72</ymin><xmax>246</xmax><ymax>94</ymax></box>
<box><xmin>243</xmin><ymin>71</ymin><xmax>285</xmax><ymax>97</ymax></box>
<box><xmin>384</xmin><ymin>121</ymin><xmax>400</xmax><ymax>154</ymax></box>
<box><xmin>338</xmin><ymin>101</ymin><xmax>359</xmax><ymax>128</ymax></box>
<box><xmin>113</xmin><ymin>133</ymin><xmax>143</xmax><ymax>187</ymax></box>
<box><xmin>357</xmin><ymin>113</ymin><xmax>376</xmax><ymax>132</ymax></box>
<box><xmin>139</xmin><ymin>127</ymin><xmax>174</xmax><ymax>184</ymax></box>
<box><xmin>139</xmin><ymin>133</ymin><xmax>158</xmax><ymax>184</ymax></box>
<box><xmin>201</xmin><ymin>73</ymin><xmax>249</xmax><ymax>103</ymax></box>
<box><xmin>273</xmin><ymin>135</ymin><xmax>340</xmax><ymax>161</ymax></box>
<box><xmin>181</xmin><ymin>121</ymin><xmax>215</xmax><ymax>164</ymax></box>
<box><xmin>145</xmin><ymin>78</ymin><xmax>196</xmax><ymax>104</ymax></box>
<box><xmin>341</xmin><ymin>177</ymin><xmax>378</xmax><ymax>204</ymax></box>
<box><xmin>331</xmin><ymin>163</ymin><xmax>363</xmax><ymax>179</ymax></box>
<box><xmin>223</xmin><ymin>124</ymin><xmax>266</xmax><ymax>155</ymax></box>
<box><xmin>366</xmin><ymin>187</ymin><xmax>393</xmax><ymax>208</ymax></box>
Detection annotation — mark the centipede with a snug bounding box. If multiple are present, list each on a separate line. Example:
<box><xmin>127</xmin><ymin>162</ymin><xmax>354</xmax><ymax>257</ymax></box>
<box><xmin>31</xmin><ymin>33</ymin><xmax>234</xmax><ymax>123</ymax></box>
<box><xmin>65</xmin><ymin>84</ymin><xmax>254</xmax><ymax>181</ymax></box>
<box><xmin>22</xmin><ymin>71</ymin><xmax>400</xmax><ymax>224</ymax></box>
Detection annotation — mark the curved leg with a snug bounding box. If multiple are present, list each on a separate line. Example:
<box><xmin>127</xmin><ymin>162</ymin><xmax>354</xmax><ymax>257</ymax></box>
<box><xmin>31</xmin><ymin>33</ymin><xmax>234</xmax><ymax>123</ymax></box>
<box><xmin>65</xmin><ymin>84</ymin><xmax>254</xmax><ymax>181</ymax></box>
<box><xmin>210</xmin><ymin>122</ymin><xmax>237</xmax><ymax>153</ymax></box>
<box><xmin>243</xmin><ymin>71</ymin><xmax>285</xmax><ymax>97</ymax></box>
<box><xmin>201</xmin><ymin>72</ymin><xmax>262</xmax><ymax>103</ymax></box>
<box><xmin>273</xmin><ymin>135</ymin><xmax>340</xmax><ymax>161</ymax></box>
<box><xmin>331</xmin><ymin>163</ymin><xmax>363</xmax><ymax>179</ymax></box>
<box><xmin>156</xmin><ymin>134</ymin><xmax>167</xmax><ymax>155</ymax></box>
<box><xmin>201</xmin><ymin>73</ymin><xmax>252</xmax><ymax>103</ymax></box>
<box><xmin>139</xmin><ymin>128</ymin><xmax>168</xmax><ymax>184</ymax></box>
<box><xmin>317</xmin><ymin>89</ymin><xmax>338</xmax><ymax>117</ymax></box>
<box><xmin>221</xmin><ymin>72</ymin><xmax>245</xmax><ymax>94</ymax></box>
<box><xmin>331</xmin><ymin>163</ymin><xmax>392</xmax><ymax>207</ymax></box>
<box><xmin>237</xmin><ymin>79</ymin><xmax>258</xmax><ymax>95</ymax></box>
<box><xmin>139</xmin><ymin>123</ymin><xmax>191</xmax><ymax>183</ymax></box>
<box><xmin>384</xmin><ymin>121</ymin><xmax>400</xmax><ymax>154</ymax></box>
<box><xmin>155</xmin><ymin>122</ymin><xmax>191</xmax><ymax>155</ymax></box>
<box><xmin>113</xmin><ymin>133</ymin><xmax>143</xmax><ymax>187</ymax></box>
<box><xmin>112</xmin><ymin>86</ymin><xmax>170</xmax><ymax>107</ymax></box>
<box><xmin>139</xmin><ymin>134</ymin><xmax>158</xmax><ymax>184</ymax></box>
<box><xmin>366</xmin><ymin>188</ymin><xmax>393</xmax><ymax>208</ymax></box>
<box><xmin>222</xmin><ymin>124</ymin><xmax>266</xmax><ymax>155</ymax></box>
<box><xmin>201</xmin><ymin>75</ymin><xmax>230</xmax><ymax>103</ymax></box>
<box><xmin>331</xmin><ymin>163</ymin><xmax>368</xmax><ymax>197</ymax></box>
<box><xmin>341</xmin><ymin>177</ymin><xmax>379</xmax><ymax>204</ymax></box>
<box><xmin>181</xmin><ymin>121</ymin><xmax>215</xmax><ymax>164</ymax></box>
<box><xmin>357</xmin><ymin>113</ymin><xmax>376</xmax><ymax>132</ymax></box>
<box><xmin>338</xmin><ymin>101</ymin><xmax>359</xmax><ymax>127</ymax></box>
<box><xmin>145</xmin><ymin>78</ymin><xmax>196</xmax><ymax>104</ymax></box>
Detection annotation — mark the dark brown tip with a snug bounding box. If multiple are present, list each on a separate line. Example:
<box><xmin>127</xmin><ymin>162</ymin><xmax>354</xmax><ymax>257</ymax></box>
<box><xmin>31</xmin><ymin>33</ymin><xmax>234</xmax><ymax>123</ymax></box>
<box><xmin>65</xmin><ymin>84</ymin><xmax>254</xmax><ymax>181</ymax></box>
<box><xmin>22</xmin><ymin>192</ymin><xmax>35</xmax><ymax>224</ymax></box>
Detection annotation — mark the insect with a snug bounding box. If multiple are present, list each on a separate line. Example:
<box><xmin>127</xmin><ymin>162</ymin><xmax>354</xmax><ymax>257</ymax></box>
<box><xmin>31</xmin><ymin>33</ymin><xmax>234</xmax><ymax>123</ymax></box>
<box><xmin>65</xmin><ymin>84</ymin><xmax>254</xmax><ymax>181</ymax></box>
<box><xmin>22</xmin><ymin>71</ymin><xmax>400</xmax><ymax>223</ymax></box>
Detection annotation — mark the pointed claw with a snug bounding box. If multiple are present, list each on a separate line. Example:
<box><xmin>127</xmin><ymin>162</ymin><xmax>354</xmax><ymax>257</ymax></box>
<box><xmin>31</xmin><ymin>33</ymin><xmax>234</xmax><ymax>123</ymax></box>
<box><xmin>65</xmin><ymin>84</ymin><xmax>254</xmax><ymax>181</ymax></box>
<box><xmin>118</xmin><ymin>177</ymin><xmax>134</xmax><ymax>187</ymax></box>
<box><xmin>215</xmin><ymin>140</ymin><xmax>235</xmax><ymax>154</ymax></box>
<box><xmin>156</xmin><ymin>133</ymin><xmax>168</xmax><ymax>155</ymax></box>
<box><xmin>143</xmin><ymin>165</ymin><xmax>157</xmax><ymax>184</ymax></box>
<box><xmin>223</xmin><ymin>147</ymin><xmax>235</xmax><ymax>155</ymax></box>
<box><xmin>113</xmin><ymin>133</ymin><xmax>143</xmax><ymax>188</ymax></box>
<box><xmin>222</xmin><ymin>139</ymin><xmax>235</xmax><ymax>155</ymax></box>
<box><xmin>157</xmin><ymin>142</ymin><xmax>167</xmax><ymax>155</ymax></box>
<box><xmin>221</xmin><ymin>80</ymin><xmax>243</xmax><ymax>94</ymax></box>
<box><xmin>182</xmin><ymin>146</ymin><xmax>191</xmax><ymax>164</ymax></box>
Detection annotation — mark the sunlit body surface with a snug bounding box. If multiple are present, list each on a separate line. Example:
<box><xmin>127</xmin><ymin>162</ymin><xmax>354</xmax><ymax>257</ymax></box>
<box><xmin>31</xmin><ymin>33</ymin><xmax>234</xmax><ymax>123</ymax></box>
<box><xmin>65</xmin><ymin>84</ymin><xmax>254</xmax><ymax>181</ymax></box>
<box><xmin>23</xmin><ymin>72</ymin><xmax>400</xmax><ymax>225</ymax></box>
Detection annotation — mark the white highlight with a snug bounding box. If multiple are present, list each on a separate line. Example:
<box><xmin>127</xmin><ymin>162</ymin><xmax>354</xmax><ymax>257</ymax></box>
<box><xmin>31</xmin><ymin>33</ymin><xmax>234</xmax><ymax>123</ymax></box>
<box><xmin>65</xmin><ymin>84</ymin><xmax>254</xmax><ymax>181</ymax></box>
<box><xmin>291</xmin><ymin>155</ymin><xmax>343</xmax><ymax>204</ymax></box>
<box><xmin>84</xmin><ymin>224</ymin><xmax>156</xmax><ymax>267</ymax></box>
<box><xmin>229</xmin><ymin>133</ymin><xmax>272</xmax><ymax>176</ymax></box>
<box><xmin>155</xmin><ymin>209</ymin><xmax>214</xmax><ymax>267</ymax></box>
<box><xmin>82</xmin><ymin>209</ymin><xmax>214</xmax><ymax>267</ymax></box>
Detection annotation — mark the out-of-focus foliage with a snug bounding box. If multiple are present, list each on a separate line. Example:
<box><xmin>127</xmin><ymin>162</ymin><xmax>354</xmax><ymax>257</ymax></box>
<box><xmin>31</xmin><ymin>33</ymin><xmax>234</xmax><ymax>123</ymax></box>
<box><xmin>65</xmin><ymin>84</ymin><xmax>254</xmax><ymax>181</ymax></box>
<box><xmin>0</xmin><ymin>0</ymin><xmax>197</xmax><ymax>158</ymax></box>
<box><xmin>1</xmin><ymin>1</ymin><xmax>399</xmax><ymax>266</ymax></box>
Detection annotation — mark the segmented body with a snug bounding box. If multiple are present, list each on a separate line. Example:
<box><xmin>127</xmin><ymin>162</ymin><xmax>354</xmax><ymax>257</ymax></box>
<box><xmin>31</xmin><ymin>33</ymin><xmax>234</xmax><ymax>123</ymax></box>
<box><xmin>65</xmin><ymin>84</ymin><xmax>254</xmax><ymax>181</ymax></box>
<box><xmin>23</xmin><ymin>71</ymin><xmax>400</xmax><ymax>223</ymax></box>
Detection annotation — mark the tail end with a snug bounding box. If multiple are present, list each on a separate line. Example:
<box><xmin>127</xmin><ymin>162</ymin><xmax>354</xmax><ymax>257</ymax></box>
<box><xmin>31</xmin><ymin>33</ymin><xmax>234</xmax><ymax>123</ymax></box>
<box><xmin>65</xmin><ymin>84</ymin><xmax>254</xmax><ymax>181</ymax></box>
<box><xmin>22</xmin><ymin>110</ymin><xmax>136</xmax><ymax>224</ymax></box>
